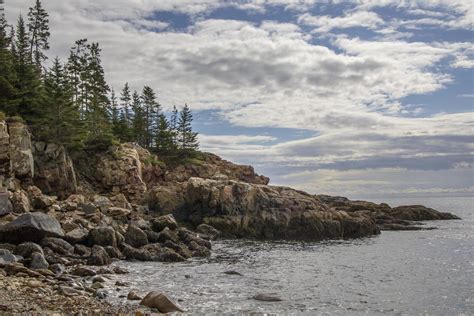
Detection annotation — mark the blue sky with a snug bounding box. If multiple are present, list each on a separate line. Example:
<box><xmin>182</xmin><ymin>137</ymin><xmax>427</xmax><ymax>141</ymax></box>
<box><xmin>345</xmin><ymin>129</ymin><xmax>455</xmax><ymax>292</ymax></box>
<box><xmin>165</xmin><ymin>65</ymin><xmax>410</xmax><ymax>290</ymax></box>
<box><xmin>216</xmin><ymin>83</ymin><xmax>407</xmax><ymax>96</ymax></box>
<box><xmin>5</xmin><ymin>0</ymin><xmax>474</xmax><ymax>198</ymax></box>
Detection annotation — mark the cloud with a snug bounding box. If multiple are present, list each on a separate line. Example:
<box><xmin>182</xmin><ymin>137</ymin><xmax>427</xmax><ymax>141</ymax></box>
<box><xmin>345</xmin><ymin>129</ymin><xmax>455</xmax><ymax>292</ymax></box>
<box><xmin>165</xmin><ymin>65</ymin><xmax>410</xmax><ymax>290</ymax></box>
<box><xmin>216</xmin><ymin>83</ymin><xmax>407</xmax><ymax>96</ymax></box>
<box><xmin>298</xmin><ymin>10</ymin><xmax>385</xmax><ymax>33</ymax></box>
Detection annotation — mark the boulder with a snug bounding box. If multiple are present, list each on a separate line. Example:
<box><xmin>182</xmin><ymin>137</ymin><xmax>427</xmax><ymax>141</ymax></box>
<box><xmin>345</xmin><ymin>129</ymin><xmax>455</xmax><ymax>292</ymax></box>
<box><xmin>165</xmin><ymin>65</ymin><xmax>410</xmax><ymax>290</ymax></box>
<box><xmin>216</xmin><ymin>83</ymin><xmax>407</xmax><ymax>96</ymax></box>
<box><xmin>87</xmin><ymin>245</ymin><xmax>111</xmax><ymax>266</ymax></box>
<box><xmin>0</xmin><ymin>248</ymin><xmax>17</xmax><ymax>264</ymax></box>
<box><xmin>390</xmin><ymin>205</ymin><xmax>461</xmax><ymax>221</ymax></box>
<box><xmin>27</xmin><ymin>186</ymin><xmax>55</xmax><ymax>209</ymax></box>
<box><xmin>40</xmin><ymin>237</ymin><xmax>73</xmax><ymax>255</ymax></box>
<box><xmin>14</xmin><ymin>242</ymin><xmax>43</xmax><ymax>258</ymax></box>
<box><xmin>121</xmin><ymin>243</ymin><xmax>154</xmax><ymax>261</ymax></box>
<box><xmin>0</xmin><ymin>212</ymin><xmax>64</xmax><ymax>243</ymax></box>
<box><xmin>49</xmin><ymin>263</ymin><xmax>65</xmax><ymax>275</ymax></box>
<box><xmin>140</xmin><ymin>292</ymin><xmax>184</xmax><ymax>313</ymax></box>
<box><xmin>196</xmin><ymin>223</ymin><xmax>220</xmax><ymax>240</ymax></box>
<box><xmin>74</xmin><ymin>244</ymin><xmax>91</xmax><ymax>257</ymax></box>
<box><xmin>9</xmin><ymin>190</ymin><xmax>31</xmax><ymax>213</ymax></box>
<box><xmin>252</xmin><ymin>293</ymin><xmax>283</xmax><ymax>302</ymax></box>
<box><xmin>105</xmin><ymin>245</ymin><xmax>122</xmax><ymax>259</ymax></box>
<box><xmin>72</xmin><ymin>266</ymin><xmax>96</xmax><ymax>277</ymax></box>
<box><xmin>124</xmin><ymin>225</ymin><xmax>148</xmax><ymax>248</ymax></box>
<box><xmin>64</xmin><ymin>227</ymin><xmax>89</xmax><ymax>244</ymax></box>
<box><xmin>8</xmin><ymin>121</ymin><xmax>34</xmax><ymax>179</ymax></box>
<box><xmin>152</xmin><ymin>214</ymin><xmax>178</xmax><ymax>232</ymax></box>
<box><xmin>147</xmin><ymin>184</ymin><xmax>186</xmax><ymax>214</ymax></box>
<box><xmin>110</xmin><ymin>193</ymin><xmax>132</xmax><ymax>209</ymax></box>
<box><xmin>88</xmin><ymin>226</ymin><xmax>117</xmax><ymax>248</ymax></box>
<box><xmin>29</xmin><ymin>252</ymin><xmax>49</xmax><ymax>270</ymax></box>
<box><xmin>127</xmin><ymin>291</ymin><xmax>142</xmax><ymax>300</ymax></box>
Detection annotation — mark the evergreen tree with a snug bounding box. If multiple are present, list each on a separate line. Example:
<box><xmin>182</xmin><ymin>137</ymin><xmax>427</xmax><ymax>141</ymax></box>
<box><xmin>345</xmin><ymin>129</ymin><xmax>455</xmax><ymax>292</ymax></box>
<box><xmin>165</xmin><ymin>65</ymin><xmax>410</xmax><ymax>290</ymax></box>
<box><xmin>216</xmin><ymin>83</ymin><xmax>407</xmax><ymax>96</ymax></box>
<box><xmin>177</xmin><ymin>104</ymin><xmax>199</xmax><ymax>153</ymax></box>
<box><xmin>131</xmin><ymin>90</ymin><xmax>146</xmax><ymax>146</ymax></box>
<box><xmin>27</xmin><ymin>0</ymin><xmax>49</xmax><ymax>71</ymax></box>
<box><xmin>0</xmin><ymin>2</ymin><xmax>18</xmax><ymax>115</ymax></box>
<box><xmin>35</xmin><ymin>57</ymin><xmax>84</xmax><ymax>149</ymax></box>
<box><xmin>154</xmin><ymin>114</ymin><xmax>175</xmax><ymax>154</ymax></box>
<box><xmin>13</xmin><ymin>15</ymin><xmax>42</xmax><ymax>120</ymax></box>
<box><xmin>66</xmin><ymin>38</ymin><xmax>89</xmax><ymax>117</ymax></box>
<box><xmin>169</xmin><ymin>105</ymin><xmax>178</xmax><ymax>143</ymax></box>
<box><xmin>120</xmin><ymin>82</ymin><xmax>131</xmax><ymax>125</ymax></box>
<box><xmin>109</xmin><ymin>88</ymin><xmax>119</xmax><ymax>124</ymax></box>
<box><xmin>140</xmin><ymin>86</ymin><xmax>160</xmax><ymax>148</ymax></box>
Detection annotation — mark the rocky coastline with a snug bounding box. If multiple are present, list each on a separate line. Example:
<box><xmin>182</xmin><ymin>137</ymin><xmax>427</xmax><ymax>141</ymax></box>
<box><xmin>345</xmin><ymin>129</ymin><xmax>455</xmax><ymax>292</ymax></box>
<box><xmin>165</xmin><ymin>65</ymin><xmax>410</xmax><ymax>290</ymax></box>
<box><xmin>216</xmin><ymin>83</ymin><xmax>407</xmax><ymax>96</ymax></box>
<box><xmin>0</xmin><ymin>119</ymin><xmax>460</xmax><ymax>314</ymax></box>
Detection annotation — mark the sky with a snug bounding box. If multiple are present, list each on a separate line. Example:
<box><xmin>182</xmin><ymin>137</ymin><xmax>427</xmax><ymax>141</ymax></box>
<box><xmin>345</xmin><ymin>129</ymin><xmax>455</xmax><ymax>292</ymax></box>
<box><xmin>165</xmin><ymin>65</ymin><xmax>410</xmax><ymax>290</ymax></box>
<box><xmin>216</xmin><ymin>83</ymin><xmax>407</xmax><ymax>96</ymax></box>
<box><xmin>4</xmin><ymin>0</ymin><xmax>473</xmax><ymax>199</ymax></box>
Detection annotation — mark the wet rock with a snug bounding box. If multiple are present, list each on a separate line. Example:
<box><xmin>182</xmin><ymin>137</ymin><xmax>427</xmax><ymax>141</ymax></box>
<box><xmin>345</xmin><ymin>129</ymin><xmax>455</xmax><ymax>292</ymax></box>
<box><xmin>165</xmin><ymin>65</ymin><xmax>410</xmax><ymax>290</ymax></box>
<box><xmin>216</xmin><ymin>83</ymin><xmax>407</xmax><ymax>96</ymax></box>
<box><xmin>88</xmin><ymin>227</ymin><xmax>116</xmax><ymax>248</ymax></box>
<box><xmin>156</xmin><ymin>227</ymin><xmax>177</xmax><ymax>243</ymax></box>
<box><xmin>252</xmin><ymin>293</ymin><xmax>283</xmax><ymax>302</ymax></box>
<box><xmin>121</xmin><ymin>243</ymin><xmax>154</xmax><ymax>261</ymax></box>
<box><xmin>14</xmin><ymin>242</ymin><xmax>43</xmax><ymax>258</ymax></box>
<box><xmin>29</xmin><ymin>252</ymin><xmax>49</xmax><ymax>270</ymax></box>
<box><xmin>152</xmin><ymin>214</ymin><xmax>178</xmax><ymax>232</ymax></box>
<box><xmin>65</xmin><ymin>227</ymin><xmax>89</xmax><ymax>244</ymax></box>
<box><xmin>127</xmin><ymin>291</ymin><xmax>142</xmax><ymax>300</ymax></box>
<box><xmin>105</xmin><ymin>246</ymin><xmax>122</xmax><ymax>259</ymax></box>
<box><xmin>196</xmin><ymin>224</ymin><xmax>220</xmax><ymax>240</ymax></box>
<box><xmin>144</xmin><ymin>230</ymin><xmax>160</xmax><ymax>243</ymax></box>
<box><xmin>87</xmin><ymin>245</ymin><xmax>111</xmax><ymax>266</ymax></box>
<box><xmin>158</xmin><ymin>247</ymin><xmax>186</xmax><ymax>262</ymax></box>
<box><xmin>224</xmin><ymin>270</ymin><xmax>243</xmax><ymax>276</ymax></box>
<box><xmin>163</xmin><ymin>240</ymin><xmax>192</xmax><ymax>259</ymax></box>
<box><xmin>72</xmin><ymin>266</ymin><xmax>96</xmax><ymax>277</ymax></box>
<box><xmin>41</xmin><ymin>237</ymin><xmax>73</xmax><ymax>255</ymax></box>
<box><xmin>0</xmin><ymin>249</ymin><xmax>17</xmax><ymax>264</ymax></box>
<box><xmin>115</xmin><ymin>281</ymin><xmax>129</xmax><ymax>286</ymax></box>
<box><xmin>0</xmin><ymin>212</ymin><xmax>64</xmax><ymax>243</ymax></box>
<box><xmin>140</xmin><ymin>291</ymin><xmax>184</xmax><ymax>313</ymax></box>
<box><xmin>124</xmin><ymin>225</ymin><xmax>148</xmax><ymax>248</ymax></box>
<box><xmin>188</xmin><ymin>241</ymin><xmax>210</xmax><ymax>257</ymax></box>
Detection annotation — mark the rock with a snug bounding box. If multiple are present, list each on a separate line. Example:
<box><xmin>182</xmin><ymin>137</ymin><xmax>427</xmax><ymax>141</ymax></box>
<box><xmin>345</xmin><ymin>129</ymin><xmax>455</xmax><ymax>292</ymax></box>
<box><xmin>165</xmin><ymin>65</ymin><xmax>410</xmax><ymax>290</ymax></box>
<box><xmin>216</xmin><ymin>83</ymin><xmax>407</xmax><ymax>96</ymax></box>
<box><xmin>252</xmin><ymin>294</ymin><xmax>283</xmax><ymax>302</ymax></box>
<box><xmin>152</xmin><ymin>214</ymin><xmax>178</xmax><ymax>232</ymax></box>
<box><xmin>49</xmin><ymin>263</ymin><xmax>65</xmax><ymax>275</ymax></box>
<box><xmin>74</xmin><ymin>244</ymin><xmax>91</xmax><ymax>257</ymax></box>
<box><xmin>156</xmin><ymin>227</ymin><xmax>177</xmax><ymax>243</ymax></box>
<box><xmin>144</xmin><ymin>230</ymin><xmax>160</xmax><ymax>243</ymax></box>
<box><xmin>32</xmin><ymin>142</ymin><xmax>77</xmax><ymax>199</ymax></box>
<box><xmin>130</xmin><ymin>218</ymin><xmax>152</xmax><ymax>230</ymax></box>
<box><xmin>93</xmin><ymin>275</ymin><xmax>107</xmax><ymax>283</ymax></box>
<box><xmin>8</xmin><ymin>121</ymin><xmax>34</xmax><ymax>179</ymax></box>
<box><xmin>140</xmin><ymin>291</ymin><xmax>184</xmax><ymax>313</ymax></box>
<box><xmin>105</xmin><ymin>245</ymin><xmax>122</xmax><ymax>259</ymax></box>
<box><xmin>106</xmin><ymin>207</ymin><xmax>131</xmax><ymax>221</ymax></box>
<box><xmin>65</xmin><ymin>227</ymin><xmax>89</xmax><ymax>244</ymax></box>
<box><xmin>0</xmin><ymin>242</ymin><xmax>15</xmax><ymax>252</ymax></box>
<box><xmin>127</xmin><ymin>291</ymin><xmax>142</xmax><ymax>300</ymax></box>
<box><xmin>0</xmin><ymin>212</ymin><xmax>64</xmax><ymax>243</ymax></box>
<box><xmin>0</xmin><ymin>191</ymin><xmax>12</xmax><ymax>216</ymax></box>
<box><xmin>0</xmin><ymin>249</ymin><xmax>17</xmax><ymax>264</ymax></box>
<box><xmin>88</xmin><ymin>227</ymin><xmax>117</xmax><ymax>248</ymax></box>
<box><xmin>87</xmin><ymin>245</ymin><xmax>111</xmax><ymax>266</ymax></box>
<box><xmin>29</xmin><ymin>252</ymin><xmax>49</xmax><ymax>270</ymax></box>
<box><xmin>124</xmin><ymin>225</ymin><xmax>148</xmax><ymax>248</ymax></box>
<box><xmin>92</xmin><ymin>195</ymin><xmax>112</xmax><ymax>210</ymax></box>
<box><xmin>40</xmin><ymin>237</ymin><xmax>73</xmax><ymax>255</ymax></box>
<box><xmin>110</xmin><ymin>193</ymin><xmax>131</xmax><ymax>209</ymax></box>
<box><xmin>147</xmin><ymin>185</ymin><xmax>186</xmax><ymax>214</ymax></box>
<box><xmin>14</xmin><ymin>242</ymin><xmax>43</xmax><ymax>258</ymax></box>
<box><xmin>390</xmin><ymin>205</ymin><xmax>461</xmax><ymax>221</ymax></box>
<box><xmin>196</xmin><ymin>224</ymin><xmax>220</xmax><ymax>240</ymax></box>
<box><xmin>95</xmin><ymin>143</ymin><xmax>147</xmax><ymax>203</ymax></box>
<box><xmin>9</xmin><ymin>190</ymin><xmax>31</xmax><ymax>213</ymax></box>
<box><xmin>72</xmin><ymin>266</ymin><xmax>96</xmax><ymax>277</ymax></box>
<box><xmin>78</xmin><ymin>202</ymin><xmax>97</xmax><ymax>215</ymax></box>
<box><xmin>224</xmin><ymin>270</ymin><xmax>243</xmax><ymax>276</ymax></box>
<box><xmin>27</xmin><ymin>186</ymin><xmax>55</xmax><ymax>209</ymax></box>
<box><xmin>27</xmin><ymin>280</ymin><xmax>42</xmax><ymax>288</ymax></box>
<box><xmin>158</xmin><ymin>247</ymin><xmax>186</xmax><ymax>262</ymax></box>
<box><xmin>115</xmin><ymin>281</ymin><xmax>129</xmax><ymax>286</ymax></box>
<box><xmin>121</xmin><ymin>243</ymin><xmax>154</xmax><ymax>261</ymax></box>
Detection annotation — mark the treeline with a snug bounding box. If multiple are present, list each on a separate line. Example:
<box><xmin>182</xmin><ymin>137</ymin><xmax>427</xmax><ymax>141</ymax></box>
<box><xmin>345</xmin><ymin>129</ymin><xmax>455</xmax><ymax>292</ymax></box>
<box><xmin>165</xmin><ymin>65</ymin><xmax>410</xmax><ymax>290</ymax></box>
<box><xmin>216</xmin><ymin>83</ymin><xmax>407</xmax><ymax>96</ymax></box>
<box><xmin>0</xmin><ymin>0</ymin><xmax>199</xmax><ymax>157</ymax></box>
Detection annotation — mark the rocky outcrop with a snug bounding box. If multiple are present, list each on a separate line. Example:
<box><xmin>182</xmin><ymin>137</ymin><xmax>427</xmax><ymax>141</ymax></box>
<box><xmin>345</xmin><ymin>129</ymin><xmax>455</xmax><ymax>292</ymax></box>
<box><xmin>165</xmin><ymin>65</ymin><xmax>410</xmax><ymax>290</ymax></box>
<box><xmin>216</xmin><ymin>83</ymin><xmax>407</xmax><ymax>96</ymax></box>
<box><xmin>32</xmin><ymin>142</ymin><xmax>77</xmax><ymax>199</ymax></box>
<box><xmin>182</xmin><ymin>178</ymin><xmax>379</xmax><ymax>240</ymax></box>
<box><xmin>8</xmin><ymin>120</ymin><xmax>34</xmax><ymax>181</ymax></box>
<box><xmin>316</xmin><ymin>195</ymin><xmax>460</xmax><ymax>230</ymax></box>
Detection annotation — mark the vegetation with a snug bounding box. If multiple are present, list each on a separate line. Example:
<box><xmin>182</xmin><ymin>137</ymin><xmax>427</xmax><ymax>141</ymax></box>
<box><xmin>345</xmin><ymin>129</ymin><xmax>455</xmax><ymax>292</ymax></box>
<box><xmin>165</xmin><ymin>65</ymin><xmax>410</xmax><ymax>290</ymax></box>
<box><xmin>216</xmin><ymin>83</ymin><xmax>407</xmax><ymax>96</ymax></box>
<box><xmin>0</xmin><ymin>0</ymin><xmax>199</xmax><ymax>157</ymax></box>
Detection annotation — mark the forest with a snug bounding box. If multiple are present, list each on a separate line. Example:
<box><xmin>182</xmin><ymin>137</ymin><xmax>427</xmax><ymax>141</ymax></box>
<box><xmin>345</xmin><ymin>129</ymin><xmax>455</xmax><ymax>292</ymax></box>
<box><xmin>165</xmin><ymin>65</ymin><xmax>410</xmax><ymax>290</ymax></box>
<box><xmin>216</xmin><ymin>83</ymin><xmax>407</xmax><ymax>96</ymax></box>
<box><xmin>0</xmin><ymin>0</ymin><xmax>199</xmax><ymax>158</ymax></box>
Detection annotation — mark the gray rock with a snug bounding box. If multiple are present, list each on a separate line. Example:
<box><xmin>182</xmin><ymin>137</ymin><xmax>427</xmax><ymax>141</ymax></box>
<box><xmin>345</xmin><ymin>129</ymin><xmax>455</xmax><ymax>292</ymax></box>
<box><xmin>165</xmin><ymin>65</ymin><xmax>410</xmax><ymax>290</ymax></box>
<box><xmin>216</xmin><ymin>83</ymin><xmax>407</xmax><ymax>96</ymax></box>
<box><xmin>0</xmin><ymin>212</ymin><xmax>64</xmax><ymax>243</ymax></box>
<box><xmin>252</xmin><ymin>293</ymin><xmax>283</xmax><ymax>302</ymax></box>
<box><xmin>78</xmin><ymin>202</ymin><xmax>97</xmax><ymax>214</ymax></box>
<box><xmin>64</xmin><ymin>227</ymin><xmax>89</xmax><ymax>244</ymax></box>
<box><xmin>0</xmin><ymin>248</ymin><xmax>17</xmax><ymax>264</ymax></box>
<box><xmin>41</xmin><ymin>237</ymin><xmax>73</xmax><ymax>255</ymax></box>
<box><xmin>49</xmin><ymin>263</ymin><xmax>65</xmax><ymax>275</ymax></box>
<box><xmin>0</xmin><ymin>191</ymin><xmax>12</xmax><ymax>216</ymax></box>
<box><xmin>88</xmin><ymin>226</ymin><xmax>116</xmax><ymax>248</ymax></box>
<box><xmin>197</xmin><ymin>224</ymin><xmax>220</xmax><ymax>240</ymax></box>
<box><xmin>105</xmin><ymin>246</ymin><xmax>122</xmax><ymax>259</ymax></box>
<box><xmin>72</xmin><ymin>266</ymin><xmax>96</xmax><ymax>277</ymax></box>
<box><xmin>152</xmin><ymin>214</ymin><xmax>178</xmax><ymax>232</ymax></box>
<box><xmin>74</xmin><ymin>244</ymin><xmax>91</xmax><ymax>257</ymax></box>
<box><xmin>87</xmin><ymin>245</ymin><xmax>111</xmax><ymax>266</ymax></box>
<box><xmin>124</xmin><ymin>225</ymin><xmax>148</xmax><ymax>248</ymax></box>
<box><xmin>15</xmin><ymin>242</ymin><xmax>44</xmax><ymax>258</ymax></box>
<box><xmin>29</xmin><ymin>252</ymin><xmax>49</xmax><ymax>270</ymax></box>
<box><xmin>140</xmin><ymin>291</ymin><xmax>184</xmax><ymax>313</ymax></box>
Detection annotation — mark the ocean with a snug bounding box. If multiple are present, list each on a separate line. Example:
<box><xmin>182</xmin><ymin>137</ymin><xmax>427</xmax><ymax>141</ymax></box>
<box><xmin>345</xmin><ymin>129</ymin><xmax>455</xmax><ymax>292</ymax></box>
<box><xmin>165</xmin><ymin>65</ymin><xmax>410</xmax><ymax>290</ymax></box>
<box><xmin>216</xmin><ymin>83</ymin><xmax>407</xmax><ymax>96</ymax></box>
<box><xmin>110</xmin><ymin>196</ymin><xmax>474</xmax><ymax>315</ymax></box>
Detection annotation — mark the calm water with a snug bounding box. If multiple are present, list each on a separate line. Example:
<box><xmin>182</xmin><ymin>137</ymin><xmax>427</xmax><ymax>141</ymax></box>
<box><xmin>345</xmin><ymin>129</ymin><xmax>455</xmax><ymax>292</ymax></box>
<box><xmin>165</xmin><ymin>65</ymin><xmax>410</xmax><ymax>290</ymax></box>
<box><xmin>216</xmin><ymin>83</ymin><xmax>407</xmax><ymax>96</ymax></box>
<box><xmin>109</xmin><ymin>197</ymin><xmax>474</xmax><ymax>315</ymax></box>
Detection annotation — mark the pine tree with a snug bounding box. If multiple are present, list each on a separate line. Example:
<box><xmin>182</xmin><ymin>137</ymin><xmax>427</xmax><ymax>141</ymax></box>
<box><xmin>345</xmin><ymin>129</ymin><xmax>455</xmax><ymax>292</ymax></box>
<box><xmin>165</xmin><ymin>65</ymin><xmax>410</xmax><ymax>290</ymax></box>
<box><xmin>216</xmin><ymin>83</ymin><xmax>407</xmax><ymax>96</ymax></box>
<box><xmin>35</xmin><ymin>57</ymin><xmax>84</xmax><ymax>149</ymax></box>
<box><xmin>13</xmin><ymin>15</ymin><xmax>42</xmax><ymax>120</ymax></box>
<box><xmin>0</xmin><ymin>2</ymin><xmax>18</xmax><ymax>115</ymax></box>
<box><xmin>154</xmin><ymin>114</ymin><xmax>175</xmax><ymax>154</ymax></box>
<box><xmin>177</xmin><ymin>104</ymin><xmax>199</xmax><ymax>153</ymax></box>
<box><xmin>169</xmin><ymin>105</ymin><xmax>178</xmax><ymax>143</ymax></box>
<box><xmin>131</xmin><ymin>90</ymin><xmax>146</xmax><ymax>146</ymax></box>
<box><xmin>66</xmin><ymin>38</ymin><xmax>89</xmax><ymax>117</ymax></box>
<box><xmin>141</xmin><ymin>86</ymin><xmax>160</xmax><ymax>148</ymax></box>
<box><xmin>27</xmin><ymin>0</ymin><xmax>49</xmax><ymax>71</ymax></box>
<box><xmin>120</xmin><ymin>82</ymin><xmax>131</xmax><ymax>125</ymax></box>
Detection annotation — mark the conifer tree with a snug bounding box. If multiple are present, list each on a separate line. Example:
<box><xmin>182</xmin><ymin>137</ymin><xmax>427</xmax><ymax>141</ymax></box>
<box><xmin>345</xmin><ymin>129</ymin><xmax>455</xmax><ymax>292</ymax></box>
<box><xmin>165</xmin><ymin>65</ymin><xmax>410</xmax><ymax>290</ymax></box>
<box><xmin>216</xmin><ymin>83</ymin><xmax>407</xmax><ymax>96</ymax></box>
<box><xmin>0</xmin><ymin>2</ymin><xmax>18</xmax><ymax>115</ymax></box>
<box><xmin>66</xmin><ymin>38</ymin><xmax>89</xmax><ymax>117</ymax></box>
<box><xmin>27</xmin><ymin>0</ymin><xmax>49</xmax><ymax>71</ymax></box>
<box><xmin>169</xmin><ymin>105</ymin><xmax>178</xmax><ymax>143</ymax></box>
<box><xmin>131</xmin><ymin>90</ymin><xmax>146</xmax><ymax>146</ymax></box>
<box><xmin>155</xmin><ymin>114</ymin><xmax>175</xmax><ymax>154</ymax></box>
<box><xmin>120</xmin><ymin>82</ymin><xmax>131</xmax><ymax>125</ymax></box>
<box><xmin>140</xmin><ymin>86</ymin><xmax>160</xmax><ymax>148</ymax></box>
<box><xmin>35</xmin><ymin>57</ymin><xmax>84</xmax><ymax>149</ymax></box>
<box><xmin>177</xmin><ymin>104</ymin><xmax>199</xmax><ymax>153</ymax></box>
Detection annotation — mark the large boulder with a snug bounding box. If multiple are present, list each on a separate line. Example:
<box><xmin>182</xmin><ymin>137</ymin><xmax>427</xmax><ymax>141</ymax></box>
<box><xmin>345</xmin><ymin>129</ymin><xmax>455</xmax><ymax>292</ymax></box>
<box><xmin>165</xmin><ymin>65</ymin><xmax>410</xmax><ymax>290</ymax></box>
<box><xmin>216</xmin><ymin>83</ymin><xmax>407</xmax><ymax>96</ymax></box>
<box><xmin>147</xmin><ymin>184</ymin><xmax>186</xmax><ymax>214</ymax></box>
<box><xmin>87</xmin><ymin>245</ymin><xmax>111</xmax><ymax>266</ymax></box>
<box><xmin>0</xmin><ymin>212</ymin><xmax>64</xmax><ymax>243</ymax></box>
<box><xmin>88</xmin><ymin>226</ymin><xmax>117</xmax><ymax>248</ymax></box>
<box><xmin>14</xmin><ymin>242</ymin><xmax>44</xmax><ymax>258</ymax></box>
<box><xmin>8</xmin><ymin>120</ymin><xmax>34</xmax><ymax>179</ymax></box>
<box><xmin>140</xmin><ymin>292</ymin><xmax>184</xmax><ymax>313</ymax></box>
<box><xmin>185</xmin><ymin>178</ymin><xmax>379</xmax><ymax>240</ymax></box>
<box><xmin>0</xmin><ymin>248</ymin><xmax>17</xmax><ymax>264</ymax></box>
<box><xmin>9</xmin><ymin>190</ymin><xmax>31</xmax><ymax>213</ymax></box>
<box><xmin>124</xmin><ymin>225</ymin><xmax>148</xmax><ymax>248</ymax></box>
<box><xmin>152</xmin><ymin>214</ymin><xmax>178</xmax><ymax>232</ymax></box>
<box><xmin>32</xmin><ymin>142</ymin><xmax>77</xmax><ymax>199</ymax></box>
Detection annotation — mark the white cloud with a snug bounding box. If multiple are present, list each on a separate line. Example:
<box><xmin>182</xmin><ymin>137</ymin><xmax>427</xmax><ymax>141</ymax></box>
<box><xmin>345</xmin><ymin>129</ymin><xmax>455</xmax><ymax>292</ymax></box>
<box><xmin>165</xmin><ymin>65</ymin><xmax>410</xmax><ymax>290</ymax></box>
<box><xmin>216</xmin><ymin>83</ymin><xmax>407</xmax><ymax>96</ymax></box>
<box><xmin>298</xmin><ymin>10</ymin><xmax>385</xmax><ymax>33</ymax></box>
